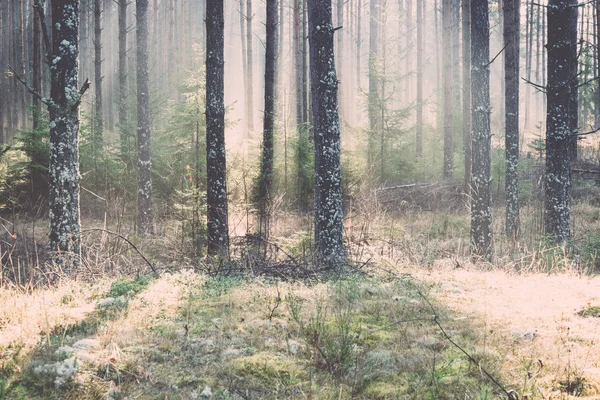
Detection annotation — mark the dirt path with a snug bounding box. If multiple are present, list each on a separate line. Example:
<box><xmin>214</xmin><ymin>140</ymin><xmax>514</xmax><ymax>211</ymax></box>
<box><xmin>410</xmin><ymin>262</ymin><xmax>600</xmax><ymax>399</ymax></box>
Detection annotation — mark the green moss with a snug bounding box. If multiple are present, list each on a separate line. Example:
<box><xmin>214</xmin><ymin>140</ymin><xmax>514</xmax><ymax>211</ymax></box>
<box><xmin>229</xmin><ymin>353</ymin><xmax>304</xmax><ymax>386</ymax></box>
<box><xmin>577</xmin><ymin>304</ymin><xmax>600</xmax><ymax>318</ymax></box>
<box><xmin>107</xmin><ymin>276</ymin><xmax>152</xmax><ymax>298</ymax></box>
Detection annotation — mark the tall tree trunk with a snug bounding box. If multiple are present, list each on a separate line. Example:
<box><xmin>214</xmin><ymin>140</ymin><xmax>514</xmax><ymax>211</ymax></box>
<box><xmin>94</xmin><ymin>0</ymin><xmax>103</xmax><ymax>158</ymax></box>
<box><xmin>368</xmin><ymin>0</ymin><xmax>380</xmax><ymax>168</ymax></box>
<box><xmin>405</xmin><ymin>0</ymin><xmax>412</xmax><ymax>104</ymax></box>
<box><xmin>246</xmin><ymin>0</ymin><xmax>255</xmax><ymax>132</ymax></box>
<box><xmin>470</xmin><ymin>0</ymin><xmax>493</xmax><ymax>259</ymax></box>
<box><xmin>46</xmin><ymin>0</ymin><xmax>86</xmax><ymax>263</ymax></box>
<box><xmin>136</xmin><ymin>0</ymin><xmax>154</xmax><ymax>235</ymax></box>
<box><xmin>416</xmin><ymin>0</ymin><xmax>423</xmax><ymax>156</ymax></box>
<box><xmin>32</xmin><ymin>1</ymin><xmax>41</xmax><ymax>131</ymax></box>
<box><xmin>462</xmin><ymin>0</ymin><xmax>471</xmax><ymax>191</ymax></box>
<box><xmin>118</xmin><ymin>0</ymin><xmax>128</xmax><ymax>161</ymax></box>
<box><xmin>524</xmin><ymin>0</ymin><xmax>533</xmax><ymax>131</ymax></box>
<box><xmin>504</xmin><ymin>0</ymin><xmax>520</xmax><ymax>238</ymax></box>
<box><xmin>544</xmin><ymin>0</ymin><xmax>577</xmax><ymax>244</ymax></box>
<box><xmin>206</xmin><ymin>0</ymin><xmax>229</xmax><ymax>256</ymax></box>
<box><xmin>569</xmin><ymin>0</ymin><xmax>579</xmax><ymax>162</ymax></box>
<box><xmin>337</xmin><ymin>0</ymin><xmax>344</xmax><ymax>124</ymax></box>
<box><xmin>258</xmin><ymin>0</ymin><xmax>278</xmax><ymax>239</ymax></box>
<box><xmin>239</xmin><ymin>0</ymin><xmax>250</xmax><ymax>138</ymax></box>
<box><xmin>307</xmin><ymin>0</ymin><xmax>345</xmax><ymax>268</ymax></box>
<box><xmin>442</xmin><ymin>0</ymin><xmax>454</xmax><ymax>178</ymax></box>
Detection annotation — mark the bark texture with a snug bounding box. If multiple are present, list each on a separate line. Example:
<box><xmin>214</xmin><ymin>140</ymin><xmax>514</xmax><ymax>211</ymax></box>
<box><xmin>470</xmin><ymin>0</ymin><xmax>493</xmax><ymax>259</ymax></box>
<box><xmin>442</xmin><ymin>0</ymin><xmax>454</xmax><ymax>178</ymax></box>
<box><xmin>307</xmin><ymin>0</ymin><xmax>345</xmax><ymax>267</ymax></box>
<box><xmin>544</xmin><ymin>0</ymin><xmax>577</xmax><ymax>244</ymax></box>
<box><xmin>206</xmin><ymin>0</ymin><xmax>230</xmax><ymax>256</ymax></box>
<box><xmin>136</xmin><ymin>0</ymin><xmax>154</xmax><ymax>234</ymax></box>
<box><xmin>504</xmin><ymin>0</ymin><xmax>520</xmax><ymax>238</ymax></box>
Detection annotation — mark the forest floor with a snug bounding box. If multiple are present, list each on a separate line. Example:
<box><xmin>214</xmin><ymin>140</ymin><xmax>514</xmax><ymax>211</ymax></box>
<box><xmin>1</xmin><ymin>205</ymin><xmax>600</xmax><ymax>399</ymax></box>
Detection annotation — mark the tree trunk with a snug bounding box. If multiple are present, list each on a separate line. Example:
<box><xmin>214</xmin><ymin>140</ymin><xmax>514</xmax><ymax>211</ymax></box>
<box><xmin>307</xmin><ymin>0</ymin><xmax>345</xmax><ymax>268</ymax></box>
<box><xmin>504</xmin><ymin>0</ymin><xmax>520</xmax><ymax>238</ymax></box>
<box><xmin>258</xmin><ymin>0</ymin><xmax>278</xmax><ymax>239</ymax></box>
<box><xmin>569</xmin><ymin>0</ymin><xmax>578</xmax><ymax>162</ymax></box>
<box><xmin>442</xmin><ymin>0</ymin><xmax>454</xmax><ymax>178</ymax></box>
<box><xmin>544</xmin><ymin>0</ymin><xmax>577</xmax><ymax>244</ymax></box>
<box><xmin>246</xmin><ymin>0</ymin><xmax>255</xmax><ymax>132</ymax></box>
<box><xmin>416</xmin><ymin>0</ymin><xmax>423</xmax><ymax>156</ymax></box>
<box><xmin>32</xmin><ymin>1</ymin><xmax>41</xmax><ymax>131</ymax></box>
<box><xmin>94</xmin><ymin>0</ymin><xmax>103</xmax><ymax>156</ymax></box>
<box><xmin>48</xmin><ymin>0</ymin><xmax>84</xmax><ymax>264</ymax></box>
<box><xmin>368</xmin><ymin>0</ymin><xmax>380</xmax><ymax>168</ymax></box>
<box><xmin>239</xmin><ymin>0</ymin><xmax>249</xmax><ymax>138</ymax></box>
<box><xmin>206</xmin><ymin>0</ymin><xmax>229</xmax><ymax>256</ymax></box>
<box><xmin>405</xmin><ymin>0</ymin><xmax>412</xmax><ymax>104</ymax></box>
<box><xmin>462</xmin><ymin>0</ymin><xmax>472</xmax><ymax>192</ymax></box>
<box><xmin>118</xmin><ymin>0</ymin><xmax>128</xmax><ymax>161</ymax></box>
<box><xmin>136</xmin><ymin>0</ymin><xmax>154</xmax><ymax>235</ymax></box>
<box><xmin>470</xmin><ymin>0</ymin><xmax>493</xmax><ymax>259</ymax></box>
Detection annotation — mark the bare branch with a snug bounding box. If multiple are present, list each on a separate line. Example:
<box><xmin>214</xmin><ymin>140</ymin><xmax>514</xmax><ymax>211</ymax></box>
<box><xmin>485</xmin><ymin>42</ymin><xmax>508</xmax><ymax>67</ymax></box>
<box><xmin>8</xmin><ymin>65</ymin><xmax>48</xmax><ymax>105</ymax></box>
<box><xmin>70</xmin><ymin>78</ymin><xmax>91</xmax><ymax>110</ymax></box>
<box><xmin>33</xmin><ymin>1</ymin><xmax>53</xmax><ymax>66</ymax></box>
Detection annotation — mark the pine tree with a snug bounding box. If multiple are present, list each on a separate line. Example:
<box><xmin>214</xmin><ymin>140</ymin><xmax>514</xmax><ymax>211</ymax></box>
<box><xmin>442</xmin><ymin>0</ymin><xmax>454</xmax><ymax>178</ymax></box>
<box><xmin>136</xmin><ymin>0</ymin><xmax>154</xmax><ymax>234</ymax></box>
<box><xmin>470</xmin><ymin>0</ymin><xmax>493</xmax><ymax>259</ymax></box>
<box><xmin>307</xmin><ymin>0</ymin><xmax>345</xmax><ymax>267</ymax></box>
<box><xmin>206</xmin><ymin>0</ymin><xmax>230</xmax><ymax>256</ymax></box>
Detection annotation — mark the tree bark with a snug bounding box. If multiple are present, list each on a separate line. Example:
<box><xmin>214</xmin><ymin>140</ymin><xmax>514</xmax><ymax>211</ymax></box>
<box><xmin>118</xmin><ymin>0</ymin><xmax>128</xmax><ymax>162</ymax></box>
<box><xmin>206</xmin><ymin>0</ymin><xmax>229</xmax><ymax>256</ymax></box>
<box><xmin>258</xmin><ymin>0</ymin><xmax>278</xmax><ymax>239</ymax></box>
<box><xmin>246</xmin><ymin>0</ymin><xmax>255</xmax><ymax>132</ymax></box>
<box><xmin>442</xmin><ymin>0</ymin><xmax>454</xmax><ymax>178</ymax></box>
<box><xmin>462</xmin><ymin>0</ymin><xmax>472</xmax><ymax>192</ymax></box>
<box><xmin>544</xmin><ymin>0</ymin><xmax>577</xmax><ymax>244</ymax></box>
<box><xmin>94</xmin><ymin>0</ymin><xmax>103</xmax><ymax>155</ymax></box>
<box><xmin>504</xmin><ymin>0</ymin><xmax>520</xmax><ymax>238</ymax></box>
<box><xmin>307</xmin><ymin>0</ymin><xmax>345</xmax><ymax>268</ymax></box>
<box><xmin>470</xmin><ymin>0</ymin><xmax>493</xmax><ymax>259</ymax></box>
<box><xmin>416</xmin><ymin>0</ymin><xmax>423</xmax><ymax>157</ymax></box>
<box><xmin>368</xmin><ymin>0</ymin><xmax>380</xmax><ymax>167</ymax></box>
<box><xmin>136</xmin><ymin>0</ymin><xmax>154</xmax><ymax>235</ymax></box>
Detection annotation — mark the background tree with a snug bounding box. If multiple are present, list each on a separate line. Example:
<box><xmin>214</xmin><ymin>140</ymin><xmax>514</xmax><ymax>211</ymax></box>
<box><xmin>470</xmin><ymin>0</ymin><xmax>493</xmax><ymax>259</ymax></box>
<box><xmin>307</xmin><ymin>0</ymin><xmax>345</xmax><ymax>267</ymax></box>
<box><xmin>504</xmin><ymin>0</ymin><xmax>520</xmax><ymax>238</ymax></box>
<box><xmin>442</xmin><ymin>0</ymin><xmax>453</xmax><ymax>178</ymax></box>
<box><xmin>206</xmin><ymin>0</ymin><xmax>229</xmax><ymax>256</ymax></box>
<box><xmin>136</xmin><ymin>0</ymin><xmax>154</xmax><ymax>235</ymax></box>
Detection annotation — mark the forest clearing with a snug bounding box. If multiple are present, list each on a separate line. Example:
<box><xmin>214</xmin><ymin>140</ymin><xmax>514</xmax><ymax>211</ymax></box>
<box><xmin>2</xmin><ymin>0</ymin><xmax>600</xmax><ymax>397</ymax></box>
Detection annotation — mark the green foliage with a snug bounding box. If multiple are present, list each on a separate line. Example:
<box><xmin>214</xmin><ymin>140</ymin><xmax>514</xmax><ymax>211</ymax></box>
<box><xmin>107</xmin><ymin>275</ymin><xmax>153</xmax><ymax>298</ymax></box>
<box><xmin>202</xmin><ymin>275</ymin><xmax>245</xmax><ymax>298</ymax></box>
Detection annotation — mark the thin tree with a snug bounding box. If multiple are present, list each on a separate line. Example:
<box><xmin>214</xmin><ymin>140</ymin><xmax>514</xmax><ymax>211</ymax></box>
<box><xmin>416</xmin><ymin>0</ymin><xmax>423</xmax><ymax>156</ymax></box>
<box><xmin>368</xmin><ymin>0</ymin><xmax>380</xmax><ymax>167</ymax></box>
<box><xmin>470</xmin><ymin>0</ymin><xmax>493</xmax><ymax>259</ymax></box>
<box><xmin>462</xmin><ymin>0</ymin><xmax>472</xmax><ymax>191</ymax></box>
<box><xmin>246</xmin><ymin>0</ymin><xmax>255</xmax><ymax>132</ymax></box>
<box><xmin>32</xmin><ymin>0</ymin><xmax>42</xmax><ymax>131</ymax></box>
<box><xmin>307</xmin><ymin>0</ymin><xmax>345</xmax><ymax>267</ymax></box>
<box><xmin>442</xmin><ymin>0</ymin><xmax>454</xmax><ymax>178</ymax></box>
<box><xmin>94</xmin><ymin>0</ymin><xmax>103</xmax><ymax>158</ymax></box>
<box><xmin>504</xmin><ymin>0</ymin><xmax>520</xmax><ymax>238</ymax></box>
<box><xmin>206</xmin><ymin>0</ymin><xmax>230</xmax><ymax>256</ymax></box>
<box><xmin>118</xmin><ymin>0</ymin><xmax>128</xmax><ymax>161</ymax></box>
<box><xmin>258</xmin><ymin>0</ymin><xmax>279</xmax><ymax>239</ymax></box>
<box><xmin>136</xmin><ymin>0</ymin><xmax>154</xmax><ymax>235</ymax></box>
<box><xmin>544</xmin><ymin>0</ymin><xmax>578</xmax><ymax>244</ymax></box>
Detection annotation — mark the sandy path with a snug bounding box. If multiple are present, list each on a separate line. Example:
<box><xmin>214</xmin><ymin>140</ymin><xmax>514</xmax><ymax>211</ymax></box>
<box><xmin>408</xmin><ymin>263</ymin><xmax>600</xmax><ymax>398</ymax></box>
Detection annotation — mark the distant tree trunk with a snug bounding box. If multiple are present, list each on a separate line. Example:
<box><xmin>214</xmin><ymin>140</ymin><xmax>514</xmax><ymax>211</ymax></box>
<box><xmin>498</xmin><ymin>0</ymin><xmax>505</xmax><ymax>135</ymax></box>
<box><xmin>416</xmin><ymin>0</ymin><xmax>423</xmax><ymax>156</ymax></box>
<box><xmin>524</xmin><ymin>0</ymin><xmax>533</xmax><ymax>131</ymax></box>
<box><xmin>294</xmin><ymin>0</ymin><xmax>303</xmax><ymax>127</ymax></box>
<box><xmin>452</xmin><ymin>0</ymin><xmax>461</xmax><ymax>135</ymax></box>
<box><xmin>442</xmin><ymin>0</ymin><xmax>454</xmax><ymax>178</ymax></box>
<box><xmin>470</xmin><ymin>0</ymin><xmax>493</xmax><ymax>259</ymax></box>
<box><xmin>118</xmin><ymin>0</ymin><xmax>128</xmax><ymax>161</ymax></box>
<box><xmin>206</xmin><ymin>0</ymin><xmax>229</xmax><ymax>256</ymax></box>
<box><xmin>504</xmin><ymin>0</ymin><xmax>520</xmax><ymax>238</ymax></box>
<box><xmin>258</xmin><ymin>0</ymin><xmax>278</xmax><ymax>239</ymax></box>
<box><xmin>136</xmin><ymin>0</ymin><xmax>154</xmax><ymax>235</ymax></box>
<box><xmin>462</xmin><ymin>0</ymin><xmax>472</xmax><ymax>192</ymax></box>
<box><xmin>569</xmin><ymin>0</ymin><xmax>579</xmax><ymax>162</ymax></box>
<box><xmin>357</xmin><ymin>0</ymin><xmax>361</xmax><ymax>96</ymax></box>
<box><xmin>45</xmin><ymin>0</ymin><xmax>86</xmax><ymax>263</ymax></box>
<box><xmin>337</xmin><ymin>0</ymin><xmax>344</xmax><ymax>124</ymax></box>
<box><xmin>94</xmin><ymin>0</ymin><xmax>103</xmax><ymax>156</ymax></box>
<box><xmin>32</xmin><ymin>1</ymin><xmax>41</xmax><ymax>131</ymax></box>
<box><xmin>405</xmin><ymin>0</ymin><xmax>412</xmax><ymax>104</ymax></box>
<box><xmin>17</xmin><ymin>0</ymin><xmax>25</xmax><ymax>129</ymax></box>
<box><xmin>307</xmin><ymin>0</ymin><xmax>345</xmax><ymax>268</ymax></box>
<box><xmin>597</xmin><ymin>0</ymin><xmax>600</xmax><ymax>128</ymax></box>
<box><xmin>246</xmin><ymin>0</ymin><xmax>255</xmax><ymax>132</ymax></box>
<box><xmin>535</xmin><ymin>2</ymin><xmax>541</xmax><ymax>117</ymax></box>
<box><xmin>239</xmin><ymin>0</ymin><xmax>250</xmax><ymax>138</ymax></box>
<box><xmin>368</xmin><ymin>0</ymin><xmax>380</xmax><ymax>167</ymax></box>
<box><xmin>544</xmin><ymin>0</ymin><xmax>577</xmax><ymax>244</ymax></box>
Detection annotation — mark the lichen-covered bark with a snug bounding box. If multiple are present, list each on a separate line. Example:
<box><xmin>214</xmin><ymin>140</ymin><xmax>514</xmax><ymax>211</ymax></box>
<box><xmin>258</xmin><ymin>0</ymin><xmax>278</xmax><ymax>239</ymax></box>
<box><xmin>206</xmin><ymin>0</ymin><xmax>229</xmax><ymax>256</ymax></box>
<box><xmin>470</xmin><ymin>0</ymin><xmax>493</xmax><ymax>260</ymax></box>
<box><xmin>136</xmin><ymin>0</ymin><xmax>154</xmax><ymax>235</ymax></box>
<box><xmin>545</xmin><ymin>0</ymin><xmax>577</xmax><ymax>244</ymax></box>
<box><xmin>48</xmin><ymin>0</ymin><xmax>83</xmax><ymax>262</ymax></box>
<box><xmin>504</xmin><ymin>0</ymin><xmax>520</xmax><ymax>238</ymax></box>
<box><xmin>307</xmin><ymin>0</ymin><xmax>345</xmax><ymax>268</ymax></box>
<box><xmin>442</xmin><ymin>0</ymin><xmax>453</xmax><ymax>178</ymax></box>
